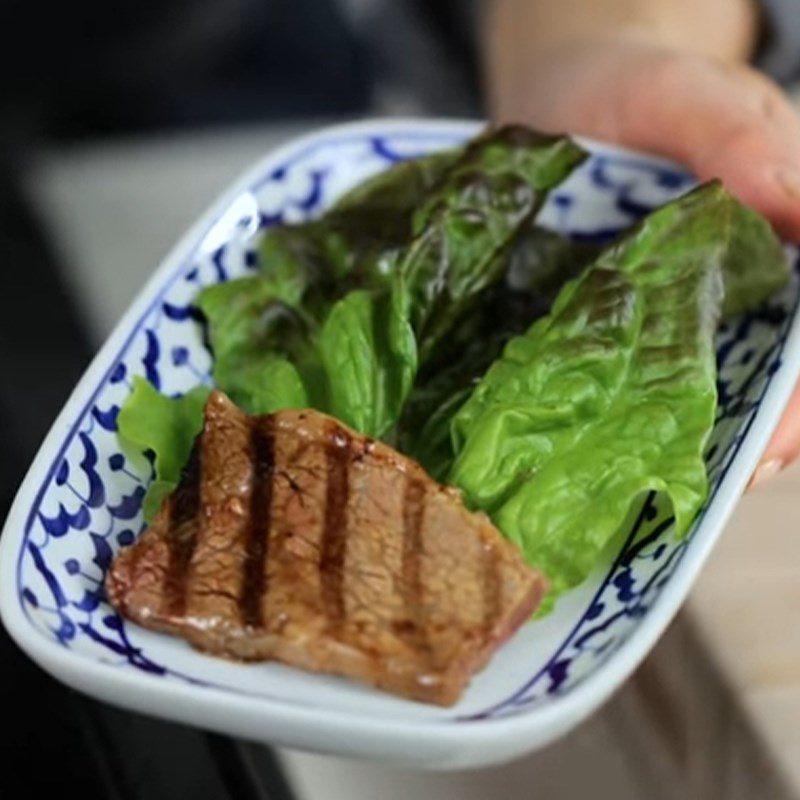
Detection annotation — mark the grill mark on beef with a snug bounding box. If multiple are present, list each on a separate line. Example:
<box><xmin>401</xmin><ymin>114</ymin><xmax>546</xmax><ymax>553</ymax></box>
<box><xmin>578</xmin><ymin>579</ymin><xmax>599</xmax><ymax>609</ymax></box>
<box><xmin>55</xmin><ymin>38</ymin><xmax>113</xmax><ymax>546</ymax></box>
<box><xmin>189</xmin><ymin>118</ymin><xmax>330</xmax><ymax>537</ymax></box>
<box><xmin>319</xmin><ymin>424</ymin><xmax>351</xmax><ymax>623</ymax></box>
<box><xmin>240</xmin><ymin>418</ymin><xmax>275</xmax><ymax>629</ymax></box>
<box><xmin>482</xmin><ymin>542</ymin><xmax>502</xmax><ymax>634</ymax></box>
<box><xmin>398</xmin><ymin>477</ymin><xmax>430</xmax><ymax>652</ymax></box>
<box><xmin>107</xmin><ymin>399</ymin><xmax>548</xmax><ymax>706</ymax></box>
<box><xmin>164</xmin><ymin>440</ymin><xmax>202</xmax><ymax>617</ymax></box>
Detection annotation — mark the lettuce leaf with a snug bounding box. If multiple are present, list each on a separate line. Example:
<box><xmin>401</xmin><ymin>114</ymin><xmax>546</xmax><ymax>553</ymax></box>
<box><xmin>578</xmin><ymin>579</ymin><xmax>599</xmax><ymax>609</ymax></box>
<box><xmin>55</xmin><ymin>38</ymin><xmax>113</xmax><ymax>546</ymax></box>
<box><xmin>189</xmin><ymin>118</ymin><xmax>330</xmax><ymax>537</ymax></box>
<box><xmin>244</xmin><ymin>150</ymin><xmax>462</xmax><ymax>301</ymax></box>
<box><xmin>399</xmin><ymin>223</ymin><xmax>600</xmax><ymax>477</ymax></box>
<box><xmin>117</xmin><ymin>377</ymin><xmax>211</xmax><ymax>520</ymax></box>
<box><xmin>450</xmin><ymin>181</ymin><xmax>789</xmax><ymax>603</ymax></box>
<box><xmin>400</xmin><ymin>198</ymin><xmax>788</xmax><ymax>479</ymax></box>
<box><xmin>397</xmin><ymin>129</ymin><xmax>586</xmax><ymax>362</ymax></box>
<box><xmin>196</xmin><ymin>275</ymin><xmax>312</xmax><ymax>413</ymax></box>
<box><xmin>318</xmin><ymin>285</ymin><xmax>417</xmax><ymax>437</ymax></box>
<box><xmin>198</xmin><ymin>127</ymin><xmax>586</xmax><ymax>438</ymax></box>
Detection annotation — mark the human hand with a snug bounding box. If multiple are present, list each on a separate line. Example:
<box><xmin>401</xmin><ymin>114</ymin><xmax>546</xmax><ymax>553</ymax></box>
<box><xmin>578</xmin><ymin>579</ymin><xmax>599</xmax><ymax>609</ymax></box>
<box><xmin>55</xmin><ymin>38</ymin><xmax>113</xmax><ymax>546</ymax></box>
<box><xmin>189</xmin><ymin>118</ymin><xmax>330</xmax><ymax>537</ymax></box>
<box><xmin>487</xmin><ymin>33</ymin><xmax>800</xmax><ymax>484</ymax></box>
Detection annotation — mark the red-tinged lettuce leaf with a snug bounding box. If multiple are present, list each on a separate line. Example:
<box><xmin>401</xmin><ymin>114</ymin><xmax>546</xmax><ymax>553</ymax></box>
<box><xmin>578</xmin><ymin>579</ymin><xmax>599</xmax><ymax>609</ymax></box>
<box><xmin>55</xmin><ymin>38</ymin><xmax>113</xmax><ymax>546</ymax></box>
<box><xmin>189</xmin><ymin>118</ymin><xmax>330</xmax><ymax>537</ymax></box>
<box><xmin>397</xmin><ymin>128</ymin><xmax>586</xmax><ymax>362</ymax></box>
<box><xmin>198</xmin><ymin>127</ymin><xmax>587</xmax><ymax>438</ymax></box>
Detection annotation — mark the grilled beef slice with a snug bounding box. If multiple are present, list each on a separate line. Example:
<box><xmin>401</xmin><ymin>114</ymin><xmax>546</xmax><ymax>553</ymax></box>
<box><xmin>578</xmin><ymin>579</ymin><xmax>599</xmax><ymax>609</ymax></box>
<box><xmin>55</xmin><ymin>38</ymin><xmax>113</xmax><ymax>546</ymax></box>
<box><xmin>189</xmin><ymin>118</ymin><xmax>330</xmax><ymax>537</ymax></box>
<box><xmin>106</xmin><ymin>391</ymin><xmax>547</xmax><ymax>705</ymax></box>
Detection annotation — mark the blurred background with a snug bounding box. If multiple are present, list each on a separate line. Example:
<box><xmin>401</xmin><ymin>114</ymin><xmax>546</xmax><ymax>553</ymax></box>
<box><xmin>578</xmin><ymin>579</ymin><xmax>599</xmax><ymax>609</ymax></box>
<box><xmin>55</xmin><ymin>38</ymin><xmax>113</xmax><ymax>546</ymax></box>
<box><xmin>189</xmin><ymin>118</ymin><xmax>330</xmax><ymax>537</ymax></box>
<box><xmin>2</xmin><ymin>2</ymin><xmax>800</xmax><ymax>798</ymax></box>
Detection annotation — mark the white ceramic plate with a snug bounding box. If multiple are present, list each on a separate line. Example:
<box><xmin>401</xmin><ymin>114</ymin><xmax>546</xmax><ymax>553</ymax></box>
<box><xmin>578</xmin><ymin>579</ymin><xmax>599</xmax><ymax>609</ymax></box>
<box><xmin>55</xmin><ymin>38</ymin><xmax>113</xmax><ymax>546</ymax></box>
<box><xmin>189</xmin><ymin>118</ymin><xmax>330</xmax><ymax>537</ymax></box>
<box><xmin>2</xmin><ymin>119</ymin><xmax>799</xmax><ymax>770</ymax></box>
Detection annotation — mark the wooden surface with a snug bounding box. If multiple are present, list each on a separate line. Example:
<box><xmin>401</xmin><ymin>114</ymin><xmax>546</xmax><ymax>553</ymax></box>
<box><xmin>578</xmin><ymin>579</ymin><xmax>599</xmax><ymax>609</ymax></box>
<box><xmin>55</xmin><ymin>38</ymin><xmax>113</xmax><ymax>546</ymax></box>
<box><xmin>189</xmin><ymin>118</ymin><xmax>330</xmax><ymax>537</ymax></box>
<box><xmin>24</xmin><ymin>123</ymin><xmax>800</xmax><ymax>798</ymax></box>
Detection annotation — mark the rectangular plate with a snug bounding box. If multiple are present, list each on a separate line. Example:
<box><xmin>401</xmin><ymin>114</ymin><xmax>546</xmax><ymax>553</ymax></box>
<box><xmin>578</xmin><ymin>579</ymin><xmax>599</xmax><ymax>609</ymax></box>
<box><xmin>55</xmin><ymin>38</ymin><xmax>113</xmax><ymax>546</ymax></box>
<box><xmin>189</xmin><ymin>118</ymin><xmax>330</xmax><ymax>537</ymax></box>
<box><xmin>2</xmin><ymin>119</ymin><xmax>799</xmax><ymax>769</ymax></box>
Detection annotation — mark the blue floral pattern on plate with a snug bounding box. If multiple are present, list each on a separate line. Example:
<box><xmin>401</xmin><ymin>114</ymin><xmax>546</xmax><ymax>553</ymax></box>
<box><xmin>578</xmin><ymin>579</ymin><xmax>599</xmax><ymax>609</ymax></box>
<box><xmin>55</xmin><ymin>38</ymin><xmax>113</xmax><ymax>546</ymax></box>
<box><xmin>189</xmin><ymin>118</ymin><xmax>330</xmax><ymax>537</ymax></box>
<box><xmin>11</xmin><ymin>124</ymin><xmax>800</xmax><ymax>722</ymax></box>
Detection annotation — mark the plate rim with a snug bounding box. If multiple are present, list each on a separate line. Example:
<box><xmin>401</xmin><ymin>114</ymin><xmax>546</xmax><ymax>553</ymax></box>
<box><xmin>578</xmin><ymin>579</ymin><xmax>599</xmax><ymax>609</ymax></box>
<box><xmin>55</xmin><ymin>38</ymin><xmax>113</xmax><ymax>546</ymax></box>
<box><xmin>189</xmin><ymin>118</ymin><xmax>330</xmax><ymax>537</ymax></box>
<box><xmin>2</xmin><ymin>117</ymin><xmax>799</xmax><ymax>767</ymax></box>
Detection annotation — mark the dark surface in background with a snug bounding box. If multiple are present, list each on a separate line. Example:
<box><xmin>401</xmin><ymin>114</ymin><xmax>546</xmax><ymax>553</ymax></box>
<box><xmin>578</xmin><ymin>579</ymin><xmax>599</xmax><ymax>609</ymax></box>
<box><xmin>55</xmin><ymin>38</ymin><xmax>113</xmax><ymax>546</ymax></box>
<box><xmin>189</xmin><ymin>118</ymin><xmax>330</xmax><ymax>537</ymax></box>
<box><xmin>1</xmin><ymin>0</ymin><xmax>477</xmax><ymax>144</ymax></box>
<box><xmin>1</xmin><ymin>0</ymin><xmax>370</xmax><ymax>140</ymax></box>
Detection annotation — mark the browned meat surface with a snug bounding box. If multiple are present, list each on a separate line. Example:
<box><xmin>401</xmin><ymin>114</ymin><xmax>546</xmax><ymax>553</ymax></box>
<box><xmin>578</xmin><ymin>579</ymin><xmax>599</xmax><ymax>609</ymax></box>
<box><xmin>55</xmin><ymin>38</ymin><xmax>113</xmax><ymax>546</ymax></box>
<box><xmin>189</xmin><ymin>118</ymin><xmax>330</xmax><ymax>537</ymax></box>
<box><xmin>106</xmin><ymin>391</ymin><xmax>547</xmax><ymax>706</ymax></box>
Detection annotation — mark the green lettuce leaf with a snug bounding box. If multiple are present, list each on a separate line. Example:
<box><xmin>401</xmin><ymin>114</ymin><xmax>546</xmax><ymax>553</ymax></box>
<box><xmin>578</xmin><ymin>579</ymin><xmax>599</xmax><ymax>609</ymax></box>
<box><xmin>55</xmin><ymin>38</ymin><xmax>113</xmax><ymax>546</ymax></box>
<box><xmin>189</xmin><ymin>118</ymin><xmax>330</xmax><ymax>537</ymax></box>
<box><xmin>450</xmin><ymin>181</ymin><xmax>788</xmax><ymax>603</ymax></box>
<box><xmin>117</xmin><ymin>377</ymin><xmax>211</xmax><ymax>520</ymax></box>
<box><xmin>196</xmin><ymin>275</ymin><xmax>312</xmax><ymax>413</ymax></box>
<box><xmin>317</xmin><ymin>284</ymin><xmax>417</xmax><ymax>437</ymax></box>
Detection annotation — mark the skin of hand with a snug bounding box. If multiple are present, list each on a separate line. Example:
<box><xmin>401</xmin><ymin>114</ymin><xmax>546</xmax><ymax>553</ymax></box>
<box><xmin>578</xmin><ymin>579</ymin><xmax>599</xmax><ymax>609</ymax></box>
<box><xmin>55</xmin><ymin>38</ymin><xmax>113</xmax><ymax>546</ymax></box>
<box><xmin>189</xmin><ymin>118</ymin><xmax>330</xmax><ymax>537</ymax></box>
<box><xmin>483</xmin><ymin>0</ymin><xmax>800</xmax><ymax>486</ymax></box>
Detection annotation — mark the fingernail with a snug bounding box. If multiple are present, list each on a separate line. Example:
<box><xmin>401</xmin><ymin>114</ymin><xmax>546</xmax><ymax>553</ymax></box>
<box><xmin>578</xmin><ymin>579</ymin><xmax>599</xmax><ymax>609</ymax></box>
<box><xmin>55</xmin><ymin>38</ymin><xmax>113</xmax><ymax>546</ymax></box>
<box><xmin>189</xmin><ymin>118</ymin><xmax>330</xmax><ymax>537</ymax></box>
<box><xmin>749</xmin><ymin>458</ymin><xmax>783</xmax><ymax>490</ymax></box>
<box><xmin>776</xmin><ymin>167</ymin><xmax>800</xmax><ymax>201</ymax></box>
